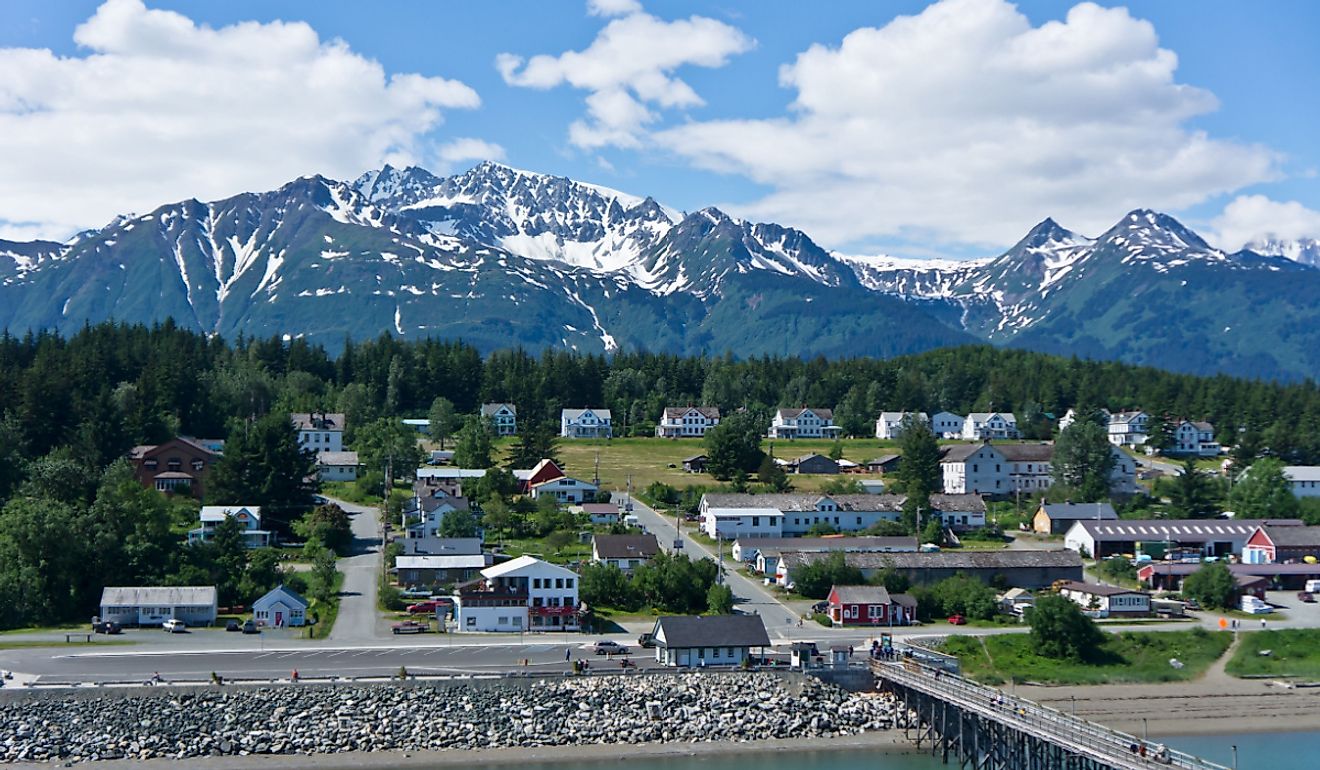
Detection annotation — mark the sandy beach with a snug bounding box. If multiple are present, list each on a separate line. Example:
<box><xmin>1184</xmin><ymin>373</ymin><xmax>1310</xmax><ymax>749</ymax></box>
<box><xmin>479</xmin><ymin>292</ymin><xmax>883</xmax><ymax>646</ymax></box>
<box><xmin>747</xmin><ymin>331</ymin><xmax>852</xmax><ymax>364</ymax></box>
<box><xmin>86</xmin><ymin>732</ymin><xmax>920</xmax><ymax>770</ymax></box>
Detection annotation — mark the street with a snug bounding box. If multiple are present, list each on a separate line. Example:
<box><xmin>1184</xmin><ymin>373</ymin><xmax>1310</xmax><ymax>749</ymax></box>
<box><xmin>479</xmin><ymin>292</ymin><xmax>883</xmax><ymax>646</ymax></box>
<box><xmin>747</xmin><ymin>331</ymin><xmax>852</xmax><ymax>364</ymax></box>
<box><xmin>327</xmin><ymin>497</ymin><xmax>385</xmax><ymax>643</ymax></box>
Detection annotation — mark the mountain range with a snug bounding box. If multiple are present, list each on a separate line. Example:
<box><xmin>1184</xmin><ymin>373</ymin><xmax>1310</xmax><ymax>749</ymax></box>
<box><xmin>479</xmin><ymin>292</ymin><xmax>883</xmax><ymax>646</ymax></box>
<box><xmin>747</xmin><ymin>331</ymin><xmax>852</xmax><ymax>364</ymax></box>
<box><xmin>1</xmin><ymin>161</ymin><xmax>1318</xmax><ymax>380</ymax></box>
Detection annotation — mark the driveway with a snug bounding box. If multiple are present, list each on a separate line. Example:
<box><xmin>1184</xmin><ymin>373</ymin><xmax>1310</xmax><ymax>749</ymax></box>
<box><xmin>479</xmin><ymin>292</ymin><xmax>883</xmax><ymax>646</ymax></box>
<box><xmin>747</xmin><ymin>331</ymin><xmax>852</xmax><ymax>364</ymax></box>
<box><xmin>326</xmin><ymin>497</ymin><xmax>385</xmax><ymax>643</ymax></box>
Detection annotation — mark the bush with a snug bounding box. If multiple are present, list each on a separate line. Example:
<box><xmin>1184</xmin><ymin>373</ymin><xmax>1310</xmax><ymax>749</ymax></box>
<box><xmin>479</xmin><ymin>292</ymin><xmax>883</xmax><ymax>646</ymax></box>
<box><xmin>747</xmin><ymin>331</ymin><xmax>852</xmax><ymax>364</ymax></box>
<box><xmin>1182</xmin><ymin>561</ymin><xmax>1237</xmax><ymax>610</ymax></box>
<box><xmin>791</xmin><ymin>552</ymin><xmax>864</xmax><ymax>599</ymax></box>
<box><xmin>1029</xmin><ymin>594</ymin><xmax>1104</xmax><ymax>661</ymax></box>
<box><xmin>1096</xmin><ymin>556</ymin><xmax>1137</xmax><ymax>583</ymax></box>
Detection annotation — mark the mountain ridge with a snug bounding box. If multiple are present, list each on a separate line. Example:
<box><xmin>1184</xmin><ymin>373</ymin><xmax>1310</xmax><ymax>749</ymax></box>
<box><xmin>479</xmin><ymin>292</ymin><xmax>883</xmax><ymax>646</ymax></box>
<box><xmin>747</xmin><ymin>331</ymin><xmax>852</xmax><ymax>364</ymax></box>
<box><xmin>1</xmin><ymin>162</ymin><xmax>1318</xmax><ymax>379</ymax></box>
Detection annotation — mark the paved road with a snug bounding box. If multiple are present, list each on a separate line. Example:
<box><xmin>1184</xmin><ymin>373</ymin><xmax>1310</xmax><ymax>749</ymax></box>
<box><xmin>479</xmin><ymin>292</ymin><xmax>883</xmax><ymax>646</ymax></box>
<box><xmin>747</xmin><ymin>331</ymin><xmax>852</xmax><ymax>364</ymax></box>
<box><xmin>327</xmin><ymin>497</ymin><xmax>384</xmax><ymax>643</ymax></box>
<box><xmin>625</xmin><ymin>495</ymin><xmax>808</xmax><ymax>639</ymax></box>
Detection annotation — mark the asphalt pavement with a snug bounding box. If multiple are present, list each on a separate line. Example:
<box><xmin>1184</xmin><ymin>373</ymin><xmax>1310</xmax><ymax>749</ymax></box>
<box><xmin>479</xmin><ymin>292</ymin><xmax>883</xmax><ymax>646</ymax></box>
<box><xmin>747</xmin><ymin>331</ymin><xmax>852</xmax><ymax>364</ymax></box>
<box><xmin>327</xmin><ymin>497</ymin><xmax>385</xmax><ymax>643</ymax></box>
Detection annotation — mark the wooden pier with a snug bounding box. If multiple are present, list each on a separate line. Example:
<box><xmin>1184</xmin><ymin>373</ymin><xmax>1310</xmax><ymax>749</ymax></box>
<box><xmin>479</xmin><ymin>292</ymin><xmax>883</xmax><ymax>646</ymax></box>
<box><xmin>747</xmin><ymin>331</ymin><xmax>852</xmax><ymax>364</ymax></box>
<box><xmin>871</xmin><ymin>659</ymin><xmax>1231</xmax><ymax>770</ymax></box>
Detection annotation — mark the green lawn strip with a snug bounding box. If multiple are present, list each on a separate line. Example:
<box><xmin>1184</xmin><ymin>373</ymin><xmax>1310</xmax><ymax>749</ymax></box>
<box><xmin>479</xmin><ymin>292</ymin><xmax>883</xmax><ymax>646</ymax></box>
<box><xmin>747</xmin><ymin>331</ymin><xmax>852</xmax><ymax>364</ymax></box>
<box><xmin>310</xmin><ymin>571</ymin><xmax>347</xmax><ymax>639</ymax></box>
<box><xmin>321</xmin><ymin>481</ymin><xmax>382</xmax><ymax>506</ymax></box>
<box><xmin>553</xmin><ymin>437</ymin><xmax>895</xmax><ymax>493</ymax></box>
<box><xmin>942</xmin><ymin>630</ymin><xmax>1232</xmax><ymax>686</ymax></box>
<box><xmin>0</xmin><ymin>623</ymin><xmax>88</xmax><ymax>636</ymax></box>
<box><xmin>1226</xmin><ymin>629</ymin><xmax>1320</xmax><ymax>679</ymax></box>
<box><xmin>0</xmin><ymin>640</ymin><xmax>136</xmax><ymax>650</ymax></box>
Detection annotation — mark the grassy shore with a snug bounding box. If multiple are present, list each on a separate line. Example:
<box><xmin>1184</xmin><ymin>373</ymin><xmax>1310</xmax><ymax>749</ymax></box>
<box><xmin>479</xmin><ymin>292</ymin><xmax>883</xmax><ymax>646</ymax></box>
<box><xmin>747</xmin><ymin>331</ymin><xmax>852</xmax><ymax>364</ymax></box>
<box><xmin>1226</xmin><ymin>629</ymin><xmax>1320</xmax><ymax>679</ymax></box>
<box><xmin>943</xmin><ymin>630</ymin><xmax>1232</xmax><ymax>685</ymax></box>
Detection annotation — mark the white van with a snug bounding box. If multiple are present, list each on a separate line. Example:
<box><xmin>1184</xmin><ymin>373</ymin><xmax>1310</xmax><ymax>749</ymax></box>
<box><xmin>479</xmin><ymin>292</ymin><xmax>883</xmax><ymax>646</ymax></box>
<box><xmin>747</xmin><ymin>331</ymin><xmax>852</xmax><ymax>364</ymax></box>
<box><xmin>1305</xmin><ymin>579</ymin><xmax>1320</xmax><ymax>594</ymax></box>
<box><xmin>623</xmin><ymin>514</ymin><xmax>641</xmax><ymax>528</ymax></box>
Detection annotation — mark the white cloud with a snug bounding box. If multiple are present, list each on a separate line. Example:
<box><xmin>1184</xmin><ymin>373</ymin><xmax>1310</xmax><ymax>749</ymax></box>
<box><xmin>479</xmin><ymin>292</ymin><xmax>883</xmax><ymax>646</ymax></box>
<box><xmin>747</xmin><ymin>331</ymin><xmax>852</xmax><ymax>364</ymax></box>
<box><xmin>1213</xmin><ymin>195</ymin><xmax>1320</xmax><ymax>251</ymax></box>
<box><xmin>587</xmin><ymin>0</ymin><xmax>642</xmax><ymax>17</ymax></box>
<box><xmin>0</xmin><ymin>0</ymin><xmax>481</xmax><ymax>240</ymax></box>
<box><xmin>654</xmin><ymin>0</ymin><xmax>1280</xmax><ymax>250</ymax></box>
<box><xmin>497</xmin><ymin>8</ymin><xmax>752</xmax><ymax>150</ymax></box>
<box><xmin>435</xmin><ymin>138</ymin><xmax>507</xmax><ymax>168</ymax></box>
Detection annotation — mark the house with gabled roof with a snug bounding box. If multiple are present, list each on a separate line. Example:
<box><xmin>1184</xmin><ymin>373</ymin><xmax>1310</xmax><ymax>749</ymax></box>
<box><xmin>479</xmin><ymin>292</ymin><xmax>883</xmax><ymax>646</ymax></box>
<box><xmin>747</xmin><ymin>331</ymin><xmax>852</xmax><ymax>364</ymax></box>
<box><xmin>1243</xmin><ymin>525</ymin><xmax>1320</xmax><ymax>565</ymax></box>
<box><xmin>1284</xmin><ymin>466</ymin><xmax>1320</xmax><ymax>499</ymax></box>
<box><xmin>128</xmin><ymin>436</ymin><xmax>223</xmax><ymax>498</ymax></box>
<box><xmin>252</xmin><ymin>584</ymin><xmax>310</xmax><ymax>628</ymax></box>
<box><xmin>592</xmin><ymin>533</ymin><xmax>660</xmax><ymax>571</ymax></box>
<box><xmin>190</xmin><ymin>506</ymin><xmax>272</xmax><ymax>548</ymax></box>
<box><xmin>656</xmin><ymin>406</ymin><xmax>721</xmax><ymax>438</ymax></box>
<box><xmin>453</xmin><ymin>555</ymin><xmax>580</xmax><ymax>632</ymax></box>
<box><xmin>1032</xmin><ymin>502</ymin><xmax>1118</xmax><ymax>535</ymax></box>
<box><xmin>291</xmin><ymin>412</ymin><xmax>345</xmax><ymax>453</ymax></box>
<box><xmin>480</xmin><ymin>403</ymin><xmax>518</xmax><ymax>436</ymax></box>
<box><xmin>930</xmin><ymin>411</ymin><xmax>965</xmax><ymax>438</ymax></box>
<box><xmin>650</xmin><ymin>614</ymin><xmax>770</xmax><ymax>667</ymax></box>
<box><xmin>1058</xmin><ymin>581</ymin><xmax>1151</xmax><ymax>618</ymax></box>
<box><xmin>826</xmin><ymin>585</ymin><xmax>916</xmax><ymax>627</ymax></box>
<box><xmin>561</xmin><ymin>408</ymin><xmax>611</xmax><ymax>439</ymax></box>
<box><xmin>875</xmin><ymin>412</ymin><xmax>928</xmax><ymax>440</ymax></box>
<box><xmin>961</xmin><ymin>412</ymin><xmax>1020</xmax><ymax>440</ymax></box>
<box><xmin>768</xmin><ymin>407</ymin><xmax>841</xmax><ymax>439</ymax></box>
<box><xmin>1171</xmin><ymin>419</ymin><xmax>1220</xmax><ymax>456</ymax></box>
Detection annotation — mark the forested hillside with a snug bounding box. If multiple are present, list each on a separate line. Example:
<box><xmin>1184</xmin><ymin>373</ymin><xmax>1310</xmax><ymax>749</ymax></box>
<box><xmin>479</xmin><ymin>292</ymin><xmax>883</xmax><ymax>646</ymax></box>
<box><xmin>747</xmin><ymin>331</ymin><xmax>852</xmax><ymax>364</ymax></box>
<box><xmin>1</xmin><ymin>321</ymin><xmax>1318</xmax><ymax>480</ymax></box>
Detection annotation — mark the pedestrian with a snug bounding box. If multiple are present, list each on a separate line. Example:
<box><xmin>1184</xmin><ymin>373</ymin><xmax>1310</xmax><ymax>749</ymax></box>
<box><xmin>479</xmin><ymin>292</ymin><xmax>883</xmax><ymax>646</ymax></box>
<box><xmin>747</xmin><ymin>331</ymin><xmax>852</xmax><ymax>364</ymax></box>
<box><xmin>565</xmin><ymin>648</ymin><xmax>571</xmax><ymax>661</ymax></box>
<box><xmin>291</xmin><ymin>668</ymin><xmax>299</xmax><ymax>682</ymax></box>
<box><xmin>1262</xmin><ymin>619</ymin><xmax>1267</xmax><ymax>629</ymax></box>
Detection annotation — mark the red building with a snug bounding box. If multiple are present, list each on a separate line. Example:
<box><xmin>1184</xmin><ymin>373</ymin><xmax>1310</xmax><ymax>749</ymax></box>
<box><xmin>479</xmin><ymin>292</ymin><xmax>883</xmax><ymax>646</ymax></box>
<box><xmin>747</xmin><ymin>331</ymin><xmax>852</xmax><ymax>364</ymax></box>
<box><xmin>514</xmin><ymin>458</ymin><xmax>567</xmax><ymax>492</ymax></box>
<box><xmin>129</xmin><ymin>437</ymin><xmax>223</xmax><ymax>499</ymax></box>
<box><xmin>826</xmin><ymin>585</ymin><xmax>916</xmax><ymax>627</ymax></box>
<box><xmin>1243</xmin><ymin>525</ymin><xmax>1320</xmax><ymax>565</ymax></box>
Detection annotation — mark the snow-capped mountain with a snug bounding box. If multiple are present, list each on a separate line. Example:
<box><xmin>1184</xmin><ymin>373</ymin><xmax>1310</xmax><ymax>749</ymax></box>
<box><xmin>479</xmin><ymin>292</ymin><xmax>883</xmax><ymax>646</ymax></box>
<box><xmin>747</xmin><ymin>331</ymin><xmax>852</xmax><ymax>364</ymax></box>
<box><xmin>1246</xmin><ymin>236</ymin><xmax>1320</xmax><ymax>268</ymax></box>
<box><xmin>1</xmin><ymin>163</ymin><xmax>1319</xmax><ymax>379</ymax></box>
<box><xmin>354</xmin><ymin>161</ymin><xmax>678</xmax><ymax>275</ymax></box>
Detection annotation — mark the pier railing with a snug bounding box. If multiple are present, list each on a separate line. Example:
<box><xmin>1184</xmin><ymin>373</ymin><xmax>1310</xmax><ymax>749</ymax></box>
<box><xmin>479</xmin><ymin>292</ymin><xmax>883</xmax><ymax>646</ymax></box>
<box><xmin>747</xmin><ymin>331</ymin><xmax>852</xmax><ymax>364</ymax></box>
<box><xmin>872</xmin><ymin>658</ymin><xmax>1230</xmax><ymax>770</ymax></box>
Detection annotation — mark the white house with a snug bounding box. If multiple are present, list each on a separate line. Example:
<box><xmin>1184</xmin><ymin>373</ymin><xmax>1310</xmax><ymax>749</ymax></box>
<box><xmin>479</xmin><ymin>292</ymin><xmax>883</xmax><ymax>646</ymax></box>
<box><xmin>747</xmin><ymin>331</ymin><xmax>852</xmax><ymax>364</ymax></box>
<box><xmin>405</xmin><ymin>493</ymin><xmax>472</xmax><ymax>540</ymax></box>
<box><xmin>1284</xmin><ymin>466</ymin><xmax>1320</xmax><ymax>499</ymax></box>
<box><xmin>99</xmin><ymin>586</ymin><xmax>218</xmax><ymax>627</ymax></box>
<box><xmin>961</xmin><ymin>412</ymin><xmax>1020</xmax><ymax>440</ymax></box>
<box><xmin>317</xmin><ymin>451</ymin><xmax>361</xmax><ymax>482</ymax></box>
<box><xmin>656</xmin><ymin>406</ymin><xmax>721</xmax><ymax>438</ymax></box>
<box><xmin>1107</xmin><ymin>411</ymin><xmax>1149</xmax><ymax>448</ymax></box>
<box><xmin>290</xmin><ymin>412</ymin><xmax>345</xmax><ymax>453</ymax></box>
<box><xmin>453</xmin><ymin>555</ymin><xmax>579</xmax><ymax>632</ymax></box>
<box><xmin>1172</xmin><ymin>420</ymin><xmax>1220</xmax><ymax>456</ymax></box>
<box><xmin>702</xmin><ymin>507</ymin><xmax>784</xmax><ymax>540</ymax></box>
<box><xmin>561</xmin><ymin>408</ymin><xmax>612</xmax><ymax>439</ymax></box>
<box><xmin>529</xmin><ymin>475</ymin><xmax>599</xmax><ymax>504</ymax></box>
<box><xmin>1058</xmin><ymin>581</ymin><xmax>1151</xmax><ymax>618</ymax></box>
<box><xmin>252</xmin><ymin>585</ymin><xmax>310</xmax><ymax>628</ymax></box>
<box><xmin>941</xmin><ymin>444</ymin><xmax>1135</xmax><ymax>496</ymax></box>
<box><xmin>930</xmin><ymin>411</ymin><xmax>965</xmax><ymax>438</ymax></box>
<box><xmin>650</xmin><ymin>614</ymin><xmax>770</xmax><ymax>668</ymax></box>
<box><xmin>768</xmin><ymin>407</ymin><xmax>841</xmax><ymax>439</ymax></box>
<box><xmin>875</xmin><ymin>412</ymin><xmax>928</xmax><ymax>440</ymax></box>
<box><xmin>481</xmin><ymin>403</ymin><xmax>518</xmax><ymax>436</ymax></box>
<box><xmin>189</xmin><ymin>506</ymin><xmax>272</xmax><ymax>548</ymax></box>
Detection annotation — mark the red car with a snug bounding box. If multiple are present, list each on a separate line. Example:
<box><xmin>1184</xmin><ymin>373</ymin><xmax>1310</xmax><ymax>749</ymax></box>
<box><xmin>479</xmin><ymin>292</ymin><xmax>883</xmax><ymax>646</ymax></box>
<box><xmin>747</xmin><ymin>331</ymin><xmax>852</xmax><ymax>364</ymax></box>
<box><xmin>947</xmin><ymin>614</ymin><xmax>967</xmax><ymax>625</ymax></box>
<box><xmin>407</xmin><ymin>599</ymin><xmax>451</xmax><ymax>615</ymax></box>
<box><xmin>1298</xmin><ymin>592</ymin><xmax>1316</xmax><ymax>604</ymax></box>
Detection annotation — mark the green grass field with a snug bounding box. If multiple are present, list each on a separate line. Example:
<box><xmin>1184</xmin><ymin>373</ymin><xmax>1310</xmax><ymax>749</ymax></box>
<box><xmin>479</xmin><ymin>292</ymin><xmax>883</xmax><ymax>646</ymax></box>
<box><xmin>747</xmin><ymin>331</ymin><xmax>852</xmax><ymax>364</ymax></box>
<box><xmin>942</xmin><ymin>630</ymin><xmax>1232</xmax><ymax>686</ymax></box>
<box><xmin>550</xmin><ymin>437</ymin><xmax>898</xmax><ymax>494</ymax></box>
<box><xmin>1226</xmin><ymin>629</ymin><xmax>1320</xmax><ymax>679</ymax></box>
<box><xmin>0</xmin><ymin>640</ymin><xmax>135</xmax><ymax>650</ymax></box>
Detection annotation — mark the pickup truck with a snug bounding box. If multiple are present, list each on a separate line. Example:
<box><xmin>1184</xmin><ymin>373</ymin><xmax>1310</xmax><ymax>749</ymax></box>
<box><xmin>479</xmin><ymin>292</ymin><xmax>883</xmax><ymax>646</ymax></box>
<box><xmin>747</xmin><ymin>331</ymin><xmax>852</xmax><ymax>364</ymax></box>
<box><xmin>392</xmin><ymin>620</ymin><xmax>430</xmax><ymax>635</ymax></box>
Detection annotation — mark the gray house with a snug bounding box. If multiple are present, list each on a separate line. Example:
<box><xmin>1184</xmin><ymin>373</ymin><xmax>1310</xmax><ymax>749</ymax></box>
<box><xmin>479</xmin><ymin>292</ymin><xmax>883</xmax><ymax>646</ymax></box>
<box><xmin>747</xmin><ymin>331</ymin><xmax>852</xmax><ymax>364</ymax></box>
<box><xmin>651</xmin><ymin>614</ymin><xmax>771</xmax><ymax>667</ymax></box>
<box><xmin>99</xmin><ymin>586</ymin><xmax>218</xmax><ymax>627</ymax></box>
<box><xmin>789</xmin><ymin>454</ymin><xmax>840</xmax><ymax>475</ymax></box>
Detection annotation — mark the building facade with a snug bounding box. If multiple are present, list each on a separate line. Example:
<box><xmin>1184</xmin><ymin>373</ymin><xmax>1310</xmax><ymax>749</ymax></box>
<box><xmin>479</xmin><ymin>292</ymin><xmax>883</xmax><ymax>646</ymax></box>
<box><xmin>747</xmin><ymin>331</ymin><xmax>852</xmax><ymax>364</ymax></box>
<box><xmin>560</xmin><ymin>408</ymin><xmax>612</xmax><ymax>439</ymax></box>
<box><xmin>875</xmin><ymin>412</ymin><xmax>928</xmax><ymax>440</ymax></box>
<box><xmin>656</xmin><ymin>406</ymin><xmax>721</xmax><ymax>438</ymax></box>
<box><xmin>481</xmin><ymin>403</ymin><xmax>518</xmax><ymax>436</ymax></box>
<box><xmin>768</xmin><ymin>408</ymin><xmax>841</xmax><ymax>439</ymax></box>
<box><xmin>291</xmin><ymin>412</ymin><xmax>345</xmax><ymax>453</ymax></box>
<box><xmin>99</xmin><ymin>586</ymin><xmax>218</xmax><ymax>627</ymax></box>
<box><xmin>961</xmin><ymin>412</ymin><xmax>1020</xmax><ymax>440</ymax></box>
<box><xmin>128</xmin><ymin>437</ymin><xmax>222</xmax><ymax>498</ymax></box>
<box><xmin>189</xmin><ymin>506</ymin><xmax>272</xmax><ymax>548</ymax></box>
<box><xmin>453</xmin><ymin>556</ymin><xmax>579</xmax><ymax>632</ymax></box>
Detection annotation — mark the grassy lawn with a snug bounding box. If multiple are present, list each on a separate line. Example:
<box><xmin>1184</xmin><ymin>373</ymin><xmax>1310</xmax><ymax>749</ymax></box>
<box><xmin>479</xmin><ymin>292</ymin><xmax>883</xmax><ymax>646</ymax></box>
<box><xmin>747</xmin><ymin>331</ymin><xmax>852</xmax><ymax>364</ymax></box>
<box><xmin>552</xmin><ymin>437</ymin><xmax>895</xmax><ymax>493</ymax></box>
<box><xmin>0</xmin><ymin>622</ymin><xmax>88</xmax><ymax>636</ymax></box>
<box><xmin>321</xmin><ymin>481</ymin><xmax>381</xmax><ymax>505</ymax></box>
<box><xmin>309</xmin><ymin>571</ymin><xmax>346</xmax><ymax>639</ymax></box>
<box><xmin>491</xmin><ymin>536</ymin><xmax>593</xmax><ymax>566</ymax></box>
<box><xmin>942</xmin><ymin>630</ymin><xmax>1232</xmax><ymax>686</ymax></box>
<box><xmin>1226</xmin><ymin>630</ymin><xmax>1320</xmax><ymax>679</ymax></box>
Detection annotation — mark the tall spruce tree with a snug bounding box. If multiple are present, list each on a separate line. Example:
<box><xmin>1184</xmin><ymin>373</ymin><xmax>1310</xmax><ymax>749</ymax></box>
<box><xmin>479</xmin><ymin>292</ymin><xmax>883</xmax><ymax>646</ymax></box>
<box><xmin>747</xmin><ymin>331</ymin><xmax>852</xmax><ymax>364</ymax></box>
<box><xmin>206</xmin><ymin>413</ymin><xmax>317</xmax><ymax>534</ymax></box>
<box><xmin>1052</xmin><ymin>420</ymin><xmax>1116</xmax><ymax>502</ymax></box>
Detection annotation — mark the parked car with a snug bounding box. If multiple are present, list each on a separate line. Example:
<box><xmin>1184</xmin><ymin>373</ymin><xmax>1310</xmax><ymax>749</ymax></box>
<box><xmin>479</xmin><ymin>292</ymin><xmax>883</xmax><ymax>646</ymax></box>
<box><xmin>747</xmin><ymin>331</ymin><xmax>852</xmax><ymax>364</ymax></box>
<box><xmin>1298</xmin><ymin>591</ymin><xmax>1316</xmax><ymax>603</ymax></box>
<box><xmin>947</xmin><ymin>615</ymin><xmax>967</xmax><ymax>626</ymax></box>
<box><xmin>637</xmin><ymin>632</ymin><xmax>656</xmax><ymax>649</ymax></box>
<box><xmin>162</xmin><ymin>619</ymin><xmax>187</xmax><ymax>633</ymax></box>
<box><xmin>225</xmin><ymin>619</ymin><xmax>241</xmax><ymax>632</ymax></box>
<box><xmin>392</xmin><ymin>620</ymin><xmax>430</xmax><ymax>635</ymax></box>
<box><xmin>93</xmin><ymin>621</ymin><xmax>122</xmax><ymax>635</ymax></box>
<box><xmin>241</xmin><ymin>620</ymin><xmax>259</xmax><ymax>634</ymax></box>
<box><xmin>810</xmin><ymin>601</ymin><xmax>829</xmax><ymax>614</ymax></box>
<box><xmin>398</xmin><ymin>587</ymin><xmax>433</xmax><ymax>599</ymax></box>
<box><xmin>407</xmin><ymin>599</ymin><xmax>453</xmax><ymax>615</ymax></box>
<box><xmin>593</xmin><ymin>640</ymin><xmax>628</xmax><ymax>655</ymax></box>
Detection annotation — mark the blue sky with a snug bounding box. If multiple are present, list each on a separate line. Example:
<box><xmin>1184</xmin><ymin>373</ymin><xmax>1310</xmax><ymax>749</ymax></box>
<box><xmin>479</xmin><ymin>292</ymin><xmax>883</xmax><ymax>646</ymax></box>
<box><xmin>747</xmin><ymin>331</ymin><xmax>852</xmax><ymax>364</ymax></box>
<box><xmin>1</xmin><ymin>0</ymin><xmax>1317</xmax><ymax>258</ymax></box>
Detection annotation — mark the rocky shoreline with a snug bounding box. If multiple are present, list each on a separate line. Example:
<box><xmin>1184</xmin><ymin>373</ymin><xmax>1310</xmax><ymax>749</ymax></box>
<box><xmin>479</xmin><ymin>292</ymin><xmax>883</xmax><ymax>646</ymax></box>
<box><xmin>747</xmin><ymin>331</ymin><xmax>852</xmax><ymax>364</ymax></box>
<box><xmin>0</xmin><ymin>672</ymin><xmax>895</xmax><ymax>764</ymax></box>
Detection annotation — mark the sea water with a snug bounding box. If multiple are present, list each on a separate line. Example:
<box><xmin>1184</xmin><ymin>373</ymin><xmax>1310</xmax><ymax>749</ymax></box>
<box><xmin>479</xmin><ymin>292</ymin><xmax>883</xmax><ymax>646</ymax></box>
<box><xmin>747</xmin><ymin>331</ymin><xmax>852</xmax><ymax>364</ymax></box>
<box><xmin>410</xmin><ymin>733</ymin><xmax>1320</xmax><ymax>770</ymax></box>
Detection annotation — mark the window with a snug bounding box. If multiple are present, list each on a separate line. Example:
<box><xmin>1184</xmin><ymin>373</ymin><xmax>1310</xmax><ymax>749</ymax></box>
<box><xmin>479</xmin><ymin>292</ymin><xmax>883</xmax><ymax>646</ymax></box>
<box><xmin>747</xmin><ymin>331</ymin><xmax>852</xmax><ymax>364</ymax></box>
<box><xmin>555</xmin><ymin>578</ymin><xmax>564</xmax><ymax>589</ymax></box>
<box><xmin>712</xmin><ymin>647</ymin><xmax>721</xmax><ymax>658</ymax></box>
<box><xmin>533</xmin><ymin>578</ymin><xmax>541</xmax><ymax>589</ymax></box>
<box><xmin>565</xmin><ymin>578</ymin><xmax>574</xmax><ymax>588</ymax></box>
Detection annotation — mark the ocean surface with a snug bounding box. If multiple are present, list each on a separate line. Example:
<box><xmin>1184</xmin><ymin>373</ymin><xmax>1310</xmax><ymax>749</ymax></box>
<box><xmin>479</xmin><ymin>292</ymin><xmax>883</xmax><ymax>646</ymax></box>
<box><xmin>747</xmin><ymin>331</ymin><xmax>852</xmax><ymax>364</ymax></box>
<box><xmin>410</xmin><ymin>732</ymin><xmax>1319</xmax><ymax>770</ymax></box>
